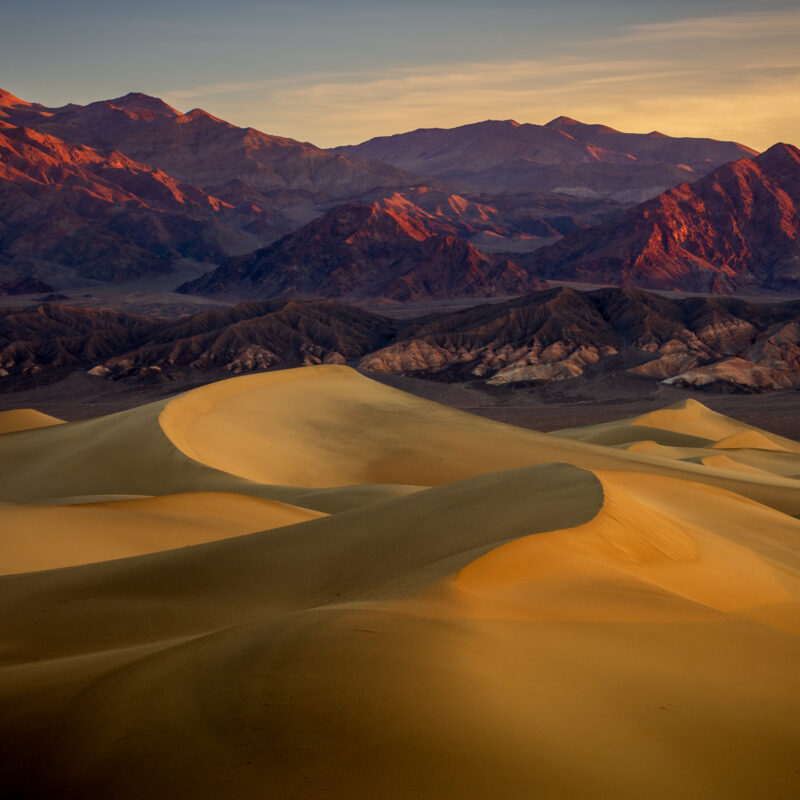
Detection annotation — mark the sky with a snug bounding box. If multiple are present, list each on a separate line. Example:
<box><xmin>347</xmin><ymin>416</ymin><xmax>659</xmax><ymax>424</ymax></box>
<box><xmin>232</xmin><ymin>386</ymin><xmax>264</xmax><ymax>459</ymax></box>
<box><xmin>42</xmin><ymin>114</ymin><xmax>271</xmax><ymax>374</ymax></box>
<box><xmin>2</xmin><ymin>0</ymin><xmax>799</xmax><ymax>150</ymax></box>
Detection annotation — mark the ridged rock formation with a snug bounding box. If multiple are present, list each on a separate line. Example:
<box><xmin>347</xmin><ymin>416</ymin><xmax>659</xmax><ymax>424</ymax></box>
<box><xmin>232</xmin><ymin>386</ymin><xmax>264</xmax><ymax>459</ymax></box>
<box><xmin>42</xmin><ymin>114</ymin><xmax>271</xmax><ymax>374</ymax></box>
<box><xmin>0</xmin><ymin>300</ymin><xmax>393</xmax><ymax>379</ymax></box>
<box><xmin>2</xmin><ymin>288</ymin><xmax>799</xmax><ymax>391</ymax></box>
<box><xmin>359</xmin><ymin>287</ymin><xmax>800</xmax><ymax>391</ymax></box>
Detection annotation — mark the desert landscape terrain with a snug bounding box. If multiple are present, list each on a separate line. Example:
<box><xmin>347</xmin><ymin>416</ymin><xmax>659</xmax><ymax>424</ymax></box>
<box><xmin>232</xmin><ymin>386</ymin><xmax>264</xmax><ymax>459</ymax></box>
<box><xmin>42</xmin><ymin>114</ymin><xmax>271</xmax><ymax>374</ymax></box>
<box><xmin>1</xmin><ymin>364</ymin><xmax>799</xmax><ymax>798</ymax></box>
<box><xmin>3</xmin><ymin>4</ymin><xmax>800</xmax><ymax>792</ymax></box>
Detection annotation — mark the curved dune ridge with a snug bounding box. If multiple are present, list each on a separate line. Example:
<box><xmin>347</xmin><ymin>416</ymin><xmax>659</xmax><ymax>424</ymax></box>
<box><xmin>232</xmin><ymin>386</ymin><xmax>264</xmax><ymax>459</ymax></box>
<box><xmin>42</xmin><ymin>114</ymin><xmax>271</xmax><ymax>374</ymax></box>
<box><xmin>711</xmin><ymin>429</ymin><xmax>793</xmax><ymax>452</ymax></box>
<box><xmin>555</xmin><ymin>397</ymin><xmax>800</xmax><ymax>451</ymax></box>
<box><xmin>156</xmin><ymin>366</ymin><xmax>800</xmax><ymax>513</ymax></box>
<box><xmin>0</xmin><ymin>365</ymin><xmax>799</xmax><ymax>799</ymax></box>
<box><xmin>699</xmin><ymin>453</ymin><xmax>779</xmax><ymax>476</ymax></box>
<box><xmin>0</xmin><ymin>407</ymin><xmax>64</xmax><ymax>434</ymax></box>
<box><xmin>0</xmin><ymin>492</ymin><xmax>325</xmax><ymax>574</ymax></box>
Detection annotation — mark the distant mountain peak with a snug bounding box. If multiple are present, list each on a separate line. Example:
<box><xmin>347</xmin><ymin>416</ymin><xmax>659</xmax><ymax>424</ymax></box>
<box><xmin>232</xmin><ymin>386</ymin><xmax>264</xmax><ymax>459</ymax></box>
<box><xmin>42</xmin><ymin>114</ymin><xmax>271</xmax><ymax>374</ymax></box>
<box><xmin>486</xmin><ymin>118</ymin><xmax>521</xmax><ymax>127</ymax></box>
<box><xmin>332</xmin><ymin>116</ymin><xmax>755</xmax><ymax>201</ymax></box>
<box><xmin>759</xmin><ymin>141</ymin><xmax>800</xmax><ymax>161</ymax></box>
<box><xmin>177</xmin><ymin>199</ymin><xmax>545</xmax><ymax>301</ymax></box>
<box><xmin>105</xmin><ymin>92</ymin><xmax>180</xmax><ymax>118</ymax></box>
<box><xmin>176</xmin><ymin>108</ymin><xmax>225</xmax><ymax>125</ymax></box>
<box><xmin>545</xmin><ymin>116</ymin><xmax>583</xmax><ymax>127</ymax></box>
<box><xmin>545</xmin><ymin>117</ymin><xmax>625</xmax><ymax>137</ymax></box>
<box><xmin>0</xmin><ymin>88</ymin><xmax>26</xmax><ymax>105</ymax></box>
<box><xmin>752</xmin><ymin>142</ymin><xmax>800</xmax><ymax>180</ymax></box>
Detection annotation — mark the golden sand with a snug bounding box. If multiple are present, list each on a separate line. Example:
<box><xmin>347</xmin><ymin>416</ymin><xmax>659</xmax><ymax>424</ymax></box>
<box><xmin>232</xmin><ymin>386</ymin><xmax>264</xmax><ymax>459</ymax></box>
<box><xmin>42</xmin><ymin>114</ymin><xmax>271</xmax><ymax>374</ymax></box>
<box><xmin>0</xmin><ymin>492</ymin><xmax>324</xmax><ymax>574</ymax></box>
<box><xmin>0</xmin><ymin>407</ymin><xmax>63</xmax><ymax>434</ymax></box>
<box><xmin>0</xmin><ymin>365</ymin><xmax>798</xmax><ymax>799</ymax></box>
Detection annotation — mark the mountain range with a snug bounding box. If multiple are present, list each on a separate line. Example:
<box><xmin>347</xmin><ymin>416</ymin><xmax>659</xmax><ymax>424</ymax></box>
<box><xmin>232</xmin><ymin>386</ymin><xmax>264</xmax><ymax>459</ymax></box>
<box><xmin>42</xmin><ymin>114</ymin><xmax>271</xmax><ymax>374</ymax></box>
<box><xmin>0</xmin><ymin>88</ymin><xmax>413</xmax><ymax>284</ymax></box>
<box><xmin>180</xmin><ymin>143</ymin><xmax>800</xmax><ymax>300</ymax></box>
<box><xmin>520</xmin><ymin>142</ymin><xmax>800</xmax><ymax>294</ymax></box>
<box><xmin>4</xmin><ymin>86</ymin><xmax>793</xmax><ymax>301</ymax></box>
<box><xmin>3</xmin><ymin>288</ymin><xmax>799</xmax><ymax>392</ymax></box>
<box><xmin>331</xmin><ymin>117</ymin><xmax>755</xmax><ymax>200</ymax></box>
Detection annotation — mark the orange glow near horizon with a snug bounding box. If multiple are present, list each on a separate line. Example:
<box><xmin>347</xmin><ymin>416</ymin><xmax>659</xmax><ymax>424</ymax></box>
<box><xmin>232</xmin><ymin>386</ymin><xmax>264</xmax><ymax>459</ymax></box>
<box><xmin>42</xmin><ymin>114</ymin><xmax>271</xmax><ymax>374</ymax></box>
<box><xmin>158</xmin><ymin>11</ymin><xmax>800</xmax><ymax>151</ymax></box>
<box><xmin>167</xmin><ymin>63</ymin><xmax>798</xmax><ymax>152</ymax></box>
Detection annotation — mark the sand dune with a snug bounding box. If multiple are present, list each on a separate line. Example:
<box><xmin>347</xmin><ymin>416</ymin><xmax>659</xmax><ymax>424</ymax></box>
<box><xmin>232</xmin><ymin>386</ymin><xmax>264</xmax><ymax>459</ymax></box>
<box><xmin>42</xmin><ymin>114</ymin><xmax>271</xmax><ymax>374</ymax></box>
<box><xmin>0</xmin><ymin>367</ymin><xmax>796</xmax><ymax>515</ymax></box>
<box><xmin>625</xmin><ymin>440</ymin><xmax>800</xmax><ymax>476</ymax></box>
<box><xmin>711</xmin><ymin>429</ymin><xmax>795</xmax><ymax>452</ymax></box>
<box><xmin>0</xmin><ymin>407</ymin><xmax>63</xmax><ymax>434</ymax></box>
<box><xmin>0</xmin><ymin>492</ymin><xmax>324</xmax><ymax>574</ymax></box>
<box><xmin>699</xmin><ymin>454</ymin><xmax>779</xmax><ymax>476</ymax></box>
<box><xmin>0</xmin><ymin>365</ymin><xmax>799</xmax><ymax>799</ymax></box>
<box><xmin>452</xmin><ymin>470</ymin><xmax>800</xmax><ymax>626</ymax></box>
<box><xmin>161</xmin><ymin>367</ymin><xmax>800</xmax><ymax>513</ymax></box>
<box><xmin>0</xmin><ymin>381</ymin><xmax>426</xmax><ymax>513</ymax></box>
<box><xmin>633</xmin><ymin>398</ymin><xmax>758</xmax><ymax>441</ymax></box>
<box><xmin>555</xmin><ymin>397</ymin><xmax>800</xmax><ymax>450</ymax></box>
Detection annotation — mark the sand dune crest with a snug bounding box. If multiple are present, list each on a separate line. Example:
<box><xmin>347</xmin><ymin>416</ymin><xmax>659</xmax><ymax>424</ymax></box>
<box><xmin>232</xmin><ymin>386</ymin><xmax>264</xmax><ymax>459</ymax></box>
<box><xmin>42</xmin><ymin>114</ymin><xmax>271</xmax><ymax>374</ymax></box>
<box><xmin>0</xmin><ymin>408</ymin><xmax>64</xmax><ymax>434</ymax></box>
<box><xmin>0</xmin><ymin>492</ymin><xmax>324</xmax><ymax>574</ymax></box>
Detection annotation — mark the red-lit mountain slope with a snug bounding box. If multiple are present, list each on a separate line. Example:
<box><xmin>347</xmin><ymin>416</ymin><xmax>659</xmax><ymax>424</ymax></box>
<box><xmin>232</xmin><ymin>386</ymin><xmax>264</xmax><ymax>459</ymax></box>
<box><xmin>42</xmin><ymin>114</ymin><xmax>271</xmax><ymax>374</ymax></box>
<box><xmin>178</xmin><ymin>202</ymin><xmax>546</xmax><ymax>301</ymax></box>
<box><xmin>522</xmin><ymin>143</ymin><xmax>800</xmax><ymax>294</ymax></box>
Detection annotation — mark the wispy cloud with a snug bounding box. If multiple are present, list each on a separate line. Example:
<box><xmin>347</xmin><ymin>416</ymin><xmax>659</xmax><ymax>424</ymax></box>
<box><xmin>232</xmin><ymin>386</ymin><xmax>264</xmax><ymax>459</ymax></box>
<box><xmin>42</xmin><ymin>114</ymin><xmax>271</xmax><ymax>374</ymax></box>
<box><xmin>158</xmin><ymin>13</ymin><xmax>800</xmax><ymax>151</ymax></box>
<box><xmin>588</xmin><ymin>74</ymin><xmax>800</xmax><ymax>150</ymax></box>
<box><xmin>619</xmin><ymin>10</ymin><xmax>800</xmax><ymax>42</ymax></box>
<box><xmin>164</xmin><ymin>58</ymin><xmax>664</xmax><ymax>103</ymax></box>
<box><xmin>163</xmin><ymin>70</ymin><xmax>370</xmax><ymax>101</ymax></box>
<box><xmin>577</xmin><ymin>70</ymin><xmax>694</xmax><ymax>87</ymax></box>
<box><xmin>223</xmin><ymin>58</ymin><xmax>671</xmax><ymax>142</ymax></box>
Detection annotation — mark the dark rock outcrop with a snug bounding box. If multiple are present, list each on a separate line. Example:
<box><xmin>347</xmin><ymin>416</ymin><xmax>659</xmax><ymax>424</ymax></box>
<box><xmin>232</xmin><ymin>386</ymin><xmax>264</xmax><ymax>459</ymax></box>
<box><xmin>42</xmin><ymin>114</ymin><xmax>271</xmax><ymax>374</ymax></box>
<box><xmin>0</xmin><ymin>277</ymin><xmax>53</xmax><ymax>296</ymax></box>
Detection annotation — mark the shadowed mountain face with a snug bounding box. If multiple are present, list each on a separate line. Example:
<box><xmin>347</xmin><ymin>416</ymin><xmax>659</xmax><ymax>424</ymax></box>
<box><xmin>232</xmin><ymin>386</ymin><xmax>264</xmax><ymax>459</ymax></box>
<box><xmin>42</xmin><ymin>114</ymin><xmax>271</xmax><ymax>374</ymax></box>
<box><xmin>331</xmin><ymin>117</ymin><xmax>756</xmax><ymax>201</ymax></box>
<box><xmin>177</xmin><ymin>202</ymin><xmax>548</xmax><ymax>301</ymax></box>
<box><xmin>3</xmin><ymin>288</ymin><xmax>799</xmax><ymax>392</ymax></box>
<box><xmin>5</xmin><ymin>88</ymin><xmax>799</xmax><ymax>301</ymax></box>
<box><xmin>0</xmin><ymin>277</ymin><xmax>53</xmax><ymax>296</ymax></box>
<box><xmin>521</xmin><ymin>143</ymin><xmax>800</xmax><ymax>294</ymax></box>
